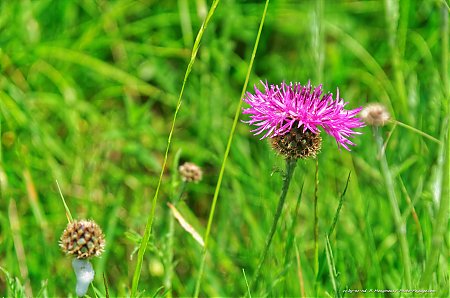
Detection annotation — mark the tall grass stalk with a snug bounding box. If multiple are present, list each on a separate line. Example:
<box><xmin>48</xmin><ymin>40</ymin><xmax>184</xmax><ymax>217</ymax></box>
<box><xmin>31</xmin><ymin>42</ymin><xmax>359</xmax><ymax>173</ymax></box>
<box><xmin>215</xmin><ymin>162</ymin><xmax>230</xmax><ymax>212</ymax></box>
<box><xmin>420</xmin><ymin>120</ymin><xmax>448</xmax><ymax>287</ymax></box>
<box><xmin>56</xmin><ymin>180</ymin><xmax>73</xmax><ymax>223</ymax></box>
<box><xmin>193</xmin><ymin>1</ymin><xmax>270</xmax><ymax>296</ymax></box>
<box><xmin>130</xmin><ymin>1</ymin><xmax>220</xmax><ymax>295</ymax></box>
<box><xmin>8</xmin><ymin>199</ymin><xmax>33</xmax><ymax>297</ymax></box>
<box><xmin>163</xmin><ymin>181</ymin><xmax>186</xmax><ymax>297</ymax></box>
<box><xmin>316</xmin><ymin>172</ymin><xmax>351</xmax><ymax>283</ymax></box>
<box><xmin>325</xmin><ymin>234</ymin><xmax>341</xmax><ymax>298</ymax></box>
<box><xmin>311</xmin><ymin>0</ymin><xmax>324</xmax><ymax>84</ymax></box>
<box><xmin>374</xmin><ymin>127</ymin><xmax>412</xmax><ymax>288</ymax></box>
<box><xmin>163</xmin><ymin>150</ymin><xmax>183</xmax><ymax>297</ymax></box>
<box><xmin>283</xmin><ymin>183</ymin><xmax>304</xmax><ymax>269</ymax></box>
<box><xmin>242</xmin><ymin>269</ymin><xmax>251</xmax><ymax>298</ymax></box>
<box><xmin>441</xmin><ymin>2</ymin><xmax>449</xmax><ymax>98</ymax></box>
<box><xmin>282</xmin><ymin>183</ymin><xmax>304</xmax><ymax>296</ymax></box>
<box><xmin>384</xmin><ymin>0</ymin><xmax>409</xmax><ymax>120</ymax></box>
<box><xmin>312</xmin><ymin>1</ymin><xmax>323</xmax><ymax>286</ymax></box>
<box><xmin>249</xmin><ymin>158</ymin><xmax>297</xmax><ymax>293</ymax></box>
<box><xmin>313</xmin><ymin>157</ymin><xmax>319</xmax><ymax>294</ymax></box>
<box><xmin>294</xmin><ymin>240</ymin><xmax>306</xmax><ymax>297</ymax></box>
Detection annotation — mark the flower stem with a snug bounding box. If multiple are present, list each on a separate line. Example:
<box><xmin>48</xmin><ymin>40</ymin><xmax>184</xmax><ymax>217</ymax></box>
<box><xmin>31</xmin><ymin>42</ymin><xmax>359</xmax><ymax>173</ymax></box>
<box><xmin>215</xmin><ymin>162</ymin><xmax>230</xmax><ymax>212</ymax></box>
<box><xmin>392</xmin><ymin>120</ymin><xmax>441</xmax><ymax>144</ymax></box>
<box><xmin>250</xmin><ymin>158</ymin><xmax>297</xmax><ymax>292</ymax></box>
<box><xmin>374</xmin><ymin>128</ymin><xmax>412</xmax><ymax>288</ymax></box>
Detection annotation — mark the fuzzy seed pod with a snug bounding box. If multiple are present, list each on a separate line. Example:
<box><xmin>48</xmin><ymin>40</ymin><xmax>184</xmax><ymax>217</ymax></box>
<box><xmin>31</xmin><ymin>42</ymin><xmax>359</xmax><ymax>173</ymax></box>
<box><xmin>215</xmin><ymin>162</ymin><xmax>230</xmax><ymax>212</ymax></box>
<box><xmin>360</xmin><ymin>103</ymin><xmax>390</xmax><ymax>126</ymax></box>
<box><xmin>60</xmin><ymin>219</ymin><xmax>105</xmax><ymax>259</ymax></box>
<box><xmin>271</xmin><ymin>125</ymin><xmax>322</xmax><ymax>159</ymax></box>
<box><xmin>179</xmin><ymin>162</ymin><xmax>203</xmax><ymax>183</ymax></box>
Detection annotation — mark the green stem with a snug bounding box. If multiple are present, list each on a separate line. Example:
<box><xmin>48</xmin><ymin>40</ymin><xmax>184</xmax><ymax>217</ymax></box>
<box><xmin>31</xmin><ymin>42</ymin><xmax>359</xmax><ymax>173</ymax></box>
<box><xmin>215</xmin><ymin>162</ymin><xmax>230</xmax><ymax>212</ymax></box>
<box><xmin>313</xmin><ymin>157</ymin><xmax>319</xmax><ymax>294</ymax></box>
<box><xmin>55</xmin><ymin>180</ymin><xmax>73</xmax><ymax>223</ymax></box>
<box><xmin>164</xmin><ymin>210</ymin><xmax>175</xmax><ymax>297</ymax></box>
<box><xmin>316</xmin><ymin>172</ymin><xmax>351</xmax><ymax>283</ymax></box>
<box><xmin>420</xmin><ymin>119</ymin><xmax>448</xmax><ymax>287</ymax></box>
<box><xmin>193</xmin><ymin>1</ymin><xmax>269</xmax><ymax>296</ymax></box>
<box><xmin>130</xmin><ymin>2</ymin><xmax>220</xmax><ymax>295</ymax></box>
<box><xmin>393</xmin><ymin>120</ymin><xmax>441</xmax><ymax>144</ymax></box>
<box><xmin>384</xmin><ymin>0</ymin><xmax>409</xmax><ymax>121</ymax></box>
<box><xmin>441</xmin><ymin>1</ymin><xmax>449</xmax><ymax>99</ymax></box>
<box><xmin>374</xmin><ymin>128</ymin><xmax>412</xmax><ymax>288</ymax></box>
<box><xmin>163</xmin><ymin>182</ymin><xmax>186</xmax><ymax>297</ymax></box>
<box><xmin>250</xmin><ymin>158</ymin><xmax>297</xmax><ymax>292</ymax></box>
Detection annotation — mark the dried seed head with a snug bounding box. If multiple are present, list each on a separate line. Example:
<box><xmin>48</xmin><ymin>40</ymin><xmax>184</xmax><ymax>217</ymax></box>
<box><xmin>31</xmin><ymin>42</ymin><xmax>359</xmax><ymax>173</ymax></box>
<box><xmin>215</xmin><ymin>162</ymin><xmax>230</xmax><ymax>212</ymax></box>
<box><xmin>360</xmin><ymin>103</ymin><xmax>390</xmax><ymax>126</ymax></box>
<box><xmin>60</xmin><ymin>219</ymin><xmax>105</xmax><ymax>259</ymax></box>
<box><xmin>271</xmin><ymin>125</ymin><xmax>322</xmax><ymax>159</ymax></box>
<box><xmin>179</xmin><ymin>162</ymin><xmax>203</xmax><ymax>183</ymax></box>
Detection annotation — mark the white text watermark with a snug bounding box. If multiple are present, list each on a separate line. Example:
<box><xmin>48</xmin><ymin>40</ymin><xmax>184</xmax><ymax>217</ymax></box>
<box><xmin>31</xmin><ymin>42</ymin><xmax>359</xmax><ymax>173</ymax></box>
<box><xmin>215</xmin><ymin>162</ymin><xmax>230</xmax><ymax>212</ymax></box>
<box><xmin>343</xmin><ymin>289</ymin><xmax>436</xmax><ymax>294</ymax></box>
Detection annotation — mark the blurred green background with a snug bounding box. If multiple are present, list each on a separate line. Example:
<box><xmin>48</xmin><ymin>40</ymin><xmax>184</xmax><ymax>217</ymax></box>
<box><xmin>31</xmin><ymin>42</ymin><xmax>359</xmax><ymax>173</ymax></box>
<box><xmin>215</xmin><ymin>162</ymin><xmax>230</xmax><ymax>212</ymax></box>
<box><xmin>0</xmin><ymin>0</ymin><xmax>448</xmax><ymax>297</ymax></box>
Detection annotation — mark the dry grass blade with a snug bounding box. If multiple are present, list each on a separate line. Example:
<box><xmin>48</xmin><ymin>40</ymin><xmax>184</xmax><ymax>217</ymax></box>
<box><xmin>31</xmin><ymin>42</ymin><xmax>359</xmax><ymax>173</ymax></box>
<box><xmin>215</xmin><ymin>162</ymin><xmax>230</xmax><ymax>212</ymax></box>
<box><xmin>168</xmin><ymin>202</ymin><xmax>204</xmax><ymax>247</ymax></box>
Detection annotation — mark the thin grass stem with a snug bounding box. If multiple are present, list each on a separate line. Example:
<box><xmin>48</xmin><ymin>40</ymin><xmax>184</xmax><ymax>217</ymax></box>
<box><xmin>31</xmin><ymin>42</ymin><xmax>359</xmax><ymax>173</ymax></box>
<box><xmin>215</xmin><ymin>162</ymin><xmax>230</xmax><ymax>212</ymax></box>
<box><xmin>374</xmin><ymin>127</ymin><xmax>412</xmax><ymax>288</ymax></box>
<box><xmin>164</xmin><ymin>181</ymin><xmax>186</xmax><ymax>297</ymax></box>
<box><xmin>317</xmin><ymin>172</ymin><xmax>351</xmax><ymax>282</ymax></box>
<box><xmin>294</xmin><ymin>239</ymin><xmax>306</xmax><ymax>298</ymax></box>
<box><xmin>8</xmin><ymin>199</ymin><xmax>33</xmax><ymax>297</ymax></box>
<box><xmin>440</xmin><ymin>1</ymin><xmax>449</xmax><ymax>98</ymax></box>
<box><xmin>193</xmin><ymin>1</ymin><xmax>269</xmax><ymax>296</ymax></box>
<box><xmin>420</xmin><ymin>119</ymin><xmax>448</xmax><ymax>287</ymax></box>
<box><xmin>249</xmin><ymin>158</ymin><xmax>297</xmax><ymax>293</ymax></box>
<box><xmin>130</xmin><ymin>2</ymin><xmax>220</xmax><ymax>296</ymax></box>
<box><xmin>313</xmin><ymin>157</ymin><xmax>319</xmax><ymax>295</ymax></box>
<box><xmin>325</xmin><ymin>234</ymin><xmax>341</xmax><ymax>298</ymax></box>
<box><xmin>283</xmin><ymin>182</ymin><xmax>304</xmax><ymax>268</ymax></box>
<box><xmin>102</xmin><ymin>273</ymin><xmax>110</xmax><ymax>298</ymax></box>
<box><xmin>56</xmin><ymin>180</ymin><xmax>73</xmax><ymax>223</ymax></box>
<box><xmin>242</xmin><ymin>269</ymin><xmax>251</xmax><ymax>298</ymax></box>
<box><xmin>392</xmin><ymin>120</ymin><xmax>441</xmax><ymax>144</ymax></box>
<box><xmin>164</xmin><ymin>207</ymin><xmax>175</xmax><ymax>298</ymax></box>
<box><xmin>384</xmin><ymin>0</ymin><xmax>409</xmax><ymax>120</ymax></box>
<box><xmin>328</xmin><ymin>172</ymin><xmax>350</xmax><ymax>236</ymax></box>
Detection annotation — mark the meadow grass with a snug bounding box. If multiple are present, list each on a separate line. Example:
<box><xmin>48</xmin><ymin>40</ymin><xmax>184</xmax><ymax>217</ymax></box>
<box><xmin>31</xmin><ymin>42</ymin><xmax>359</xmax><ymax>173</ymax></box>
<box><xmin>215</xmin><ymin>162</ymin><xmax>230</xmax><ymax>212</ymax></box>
<box><xmin>0</xmin><ymin>0</ymin><xmax>448</xmax><ymax>297</ymax></box>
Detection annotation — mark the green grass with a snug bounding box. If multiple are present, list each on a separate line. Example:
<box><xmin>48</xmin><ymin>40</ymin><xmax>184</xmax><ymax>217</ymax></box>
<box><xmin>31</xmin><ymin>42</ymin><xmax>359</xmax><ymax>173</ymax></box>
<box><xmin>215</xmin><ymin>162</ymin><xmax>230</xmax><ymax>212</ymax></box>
<box><xmin>0</xmin><ymin>0</ymin><xmax>448</xmax><ymax>297</ymax></box>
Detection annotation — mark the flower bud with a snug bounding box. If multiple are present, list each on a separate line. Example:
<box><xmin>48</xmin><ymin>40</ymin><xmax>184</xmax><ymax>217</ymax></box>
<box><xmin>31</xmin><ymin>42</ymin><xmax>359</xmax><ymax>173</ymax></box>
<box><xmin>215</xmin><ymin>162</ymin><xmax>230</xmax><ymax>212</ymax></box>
<box><xmin>360</xmin><ymin>103</ymin><xmax>390</xmax><ymax>126</ymax></box>
<box><xmin>60</xmin><ymin>219</ymin><xmax>105</xmax><ymax>259</ymax></box>
<box><xmin>179</xmin><ymin>162</ymin><xmax>203</xmax><ymax>183</ymax></box>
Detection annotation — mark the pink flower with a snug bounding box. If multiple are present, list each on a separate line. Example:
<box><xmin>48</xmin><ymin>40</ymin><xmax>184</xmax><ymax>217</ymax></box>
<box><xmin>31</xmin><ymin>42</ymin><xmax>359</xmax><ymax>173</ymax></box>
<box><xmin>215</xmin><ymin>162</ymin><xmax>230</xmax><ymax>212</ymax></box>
<box><xmin>242</xmin><ymin>81</ymin><xmax>365</xmax><ymax>151</ymax></box>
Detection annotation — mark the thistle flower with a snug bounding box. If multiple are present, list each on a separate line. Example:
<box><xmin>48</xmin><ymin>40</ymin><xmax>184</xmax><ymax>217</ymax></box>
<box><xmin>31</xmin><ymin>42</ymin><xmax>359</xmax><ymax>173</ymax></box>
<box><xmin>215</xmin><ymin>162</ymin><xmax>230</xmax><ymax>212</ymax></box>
<box><xmin>360</xmin><ymin>103</ymin><xmax>390</xmax><ymax>126</ymax></box>
<box><xmin>243</xmin><ymin>81</ymin><xmax>365</xmax><ymax>156</ymax></box>
<box><xmin>60</xmin><ymin>219</ymin><xmax>105</xmax><ymax>259</ymax></box>
<box><xmin>179</xmin><ymin>162</ymin><xmax>203</xmax><ymax>183</ymax></box>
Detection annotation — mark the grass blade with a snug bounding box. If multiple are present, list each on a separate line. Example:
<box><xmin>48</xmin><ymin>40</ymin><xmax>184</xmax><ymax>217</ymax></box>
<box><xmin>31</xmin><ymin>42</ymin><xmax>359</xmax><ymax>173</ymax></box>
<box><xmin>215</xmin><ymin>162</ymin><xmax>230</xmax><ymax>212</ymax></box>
<box><xmin>193</xmin><ymin>1</ymin><xmax>270</xmax><ymax>296</ymax></box>
<box><xmin>130</xmin><ymin>1</ymin><xmax>220</xmax><ymax>296</ymax></box>
<box><xmin>324</xmin><ymin>234</ymin><xmax>341</xmax><ymax>298</ymax></box>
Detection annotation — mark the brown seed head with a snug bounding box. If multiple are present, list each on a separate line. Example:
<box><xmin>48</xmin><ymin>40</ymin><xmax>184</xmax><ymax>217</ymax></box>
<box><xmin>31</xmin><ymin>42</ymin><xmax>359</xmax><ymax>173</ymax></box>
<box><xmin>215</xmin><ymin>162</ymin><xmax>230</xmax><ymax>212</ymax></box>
<box><xmin>271</xmin><ymin>125</ymin><xmax>322</xmax><ymax>159</ymax></box>
<box><xmin>360</xmin><ymin>103</ymin><xmax>390</xmax><ymax>126</ymax></box>
<box><xmin>60</xmin><ymin>219</ymin><xmax>105</xmax><ymax>259</ymax></box>
<box><xmin>179</xmin><ymin>162</ymin><xmax>203</xmax><ymax>183</ymax></box>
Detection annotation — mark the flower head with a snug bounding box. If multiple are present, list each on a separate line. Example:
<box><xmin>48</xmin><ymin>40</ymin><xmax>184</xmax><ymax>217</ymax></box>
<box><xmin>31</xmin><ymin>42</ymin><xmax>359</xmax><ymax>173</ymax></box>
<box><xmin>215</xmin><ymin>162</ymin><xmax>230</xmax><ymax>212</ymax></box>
<box><xmin>271</xmin><ymin>125</ymin><xmax>322</xmax><ymax>159</ymax></box>
<box><xmin>243</xmin><ymin>81</ymin><xmax>365</xmax><ymax>151</ymax></box>
<box><xmin>179</xmin><ymin>162</ymin><xmax>203</xmax><ymax>183</ymax></box>
<box><xmin>60</xmin><ymin>219</ymin><xmax>105</xmax><ymax>259</ymax></box>
<box><xmin>360</xmin><ymin>103</ymin><xmax>390</xmax><ymax>126</ymax></box>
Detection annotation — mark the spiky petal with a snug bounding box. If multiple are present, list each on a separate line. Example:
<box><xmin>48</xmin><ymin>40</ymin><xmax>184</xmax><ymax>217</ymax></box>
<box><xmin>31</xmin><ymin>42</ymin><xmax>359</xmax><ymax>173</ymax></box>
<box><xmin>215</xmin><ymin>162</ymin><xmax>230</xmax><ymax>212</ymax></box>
<box><xmin>242</xmin><ymin>81</ymin><xmax>365</xmax><ymax>150</ymax></box>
